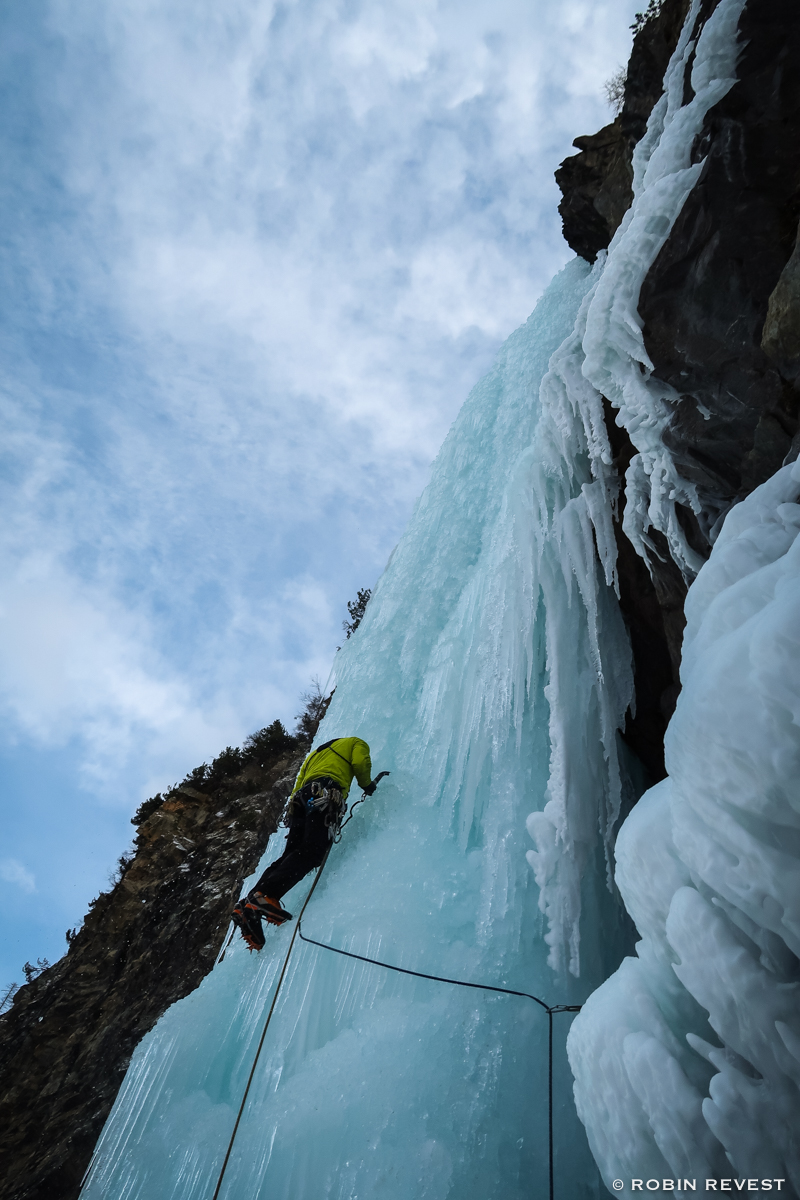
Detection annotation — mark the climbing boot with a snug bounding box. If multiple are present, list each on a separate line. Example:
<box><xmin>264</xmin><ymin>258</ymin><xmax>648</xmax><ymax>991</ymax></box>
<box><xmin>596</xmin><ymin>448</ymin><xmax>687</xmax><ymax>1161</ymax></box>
<box><xmin>246</xmin><ymin>891</ymin><xmax>293</xmax><ymax>926</ymax></box>
<box><xmin>231</xmin><ymin>897</ymin><xmax>266</xmax><ymax>952</ymax></box>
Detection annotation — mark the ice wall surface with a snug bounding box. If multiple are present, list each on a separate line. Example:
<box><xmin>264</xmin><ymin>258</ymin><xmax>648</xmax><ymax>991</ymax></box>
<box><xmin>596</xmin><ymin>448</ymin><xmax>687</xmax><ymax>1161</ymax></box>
<box><xmin>569</xmin><ymin>462</ymin><xmax>800</xmax><ymax>1198</ymax></box>
<box><xmin>82</xmin><ymin>256</ymin><xmax>633</xmax><ymax>1200</ymax></box>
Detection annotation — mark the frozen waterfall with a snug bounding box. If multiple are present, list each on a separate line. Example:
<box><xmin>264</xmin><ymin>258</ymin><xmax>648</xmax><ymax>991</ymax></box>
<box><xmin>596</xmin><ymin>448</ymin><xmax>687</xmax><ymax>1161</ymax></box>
<box><xmin>79</xmin><ymin>0</ymin><xmax>768</xmax><ymax>1196</ymax></box>
<box><xmin>81</xmin><ymin>256</ymin><xmax>631</xmax><ymax>1200</ymax></box>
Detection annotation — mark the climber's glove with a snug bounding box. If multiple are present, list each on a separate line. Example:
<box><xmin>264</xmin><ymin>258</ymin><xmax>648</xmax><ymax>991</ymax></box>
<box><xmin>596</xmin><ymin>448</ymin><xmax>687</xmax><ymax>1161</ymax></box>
<box><xmin>363</xmin><ymin>771</ymin><xmax>389</xmax><ymax>797</ymax></box>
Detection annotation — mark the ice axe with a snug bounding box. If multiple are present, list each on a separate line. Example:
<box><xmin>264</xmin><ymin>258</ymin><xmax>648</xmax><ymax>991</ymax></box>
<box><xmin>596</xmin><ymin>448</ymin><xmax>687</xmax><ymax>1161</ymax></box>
<box><xmin>362</xmin><ymin>770</ymin><xmax>390</xmax><ymax>797</ymax></box>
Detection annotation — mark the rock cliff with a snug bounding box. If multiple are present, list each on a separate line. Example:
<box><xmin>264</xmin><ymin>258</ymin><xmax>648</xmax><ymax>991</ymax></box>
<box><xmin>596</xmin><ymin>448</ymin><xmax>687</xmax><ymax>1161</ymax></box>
<box><xmin>0</xmin><ymin>749</ymin><xmax>304</xmax><ymax>1200</ymax></box>
<box><xmin>557</xmin><ymin>0</ymin><xmax>800</xmax><ymax>781</ymax></box>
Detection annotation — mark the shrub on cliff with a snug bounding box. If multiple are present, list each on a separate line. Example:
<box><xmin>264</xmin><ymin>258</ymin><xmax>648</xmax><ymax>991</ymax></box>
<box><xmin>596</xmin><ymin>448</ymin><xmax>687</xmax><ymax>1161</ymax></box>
<box><xmin>132</xmin><ymin>793</ymin><xmax>165</xmax><ymax>826</ymax></box>
<box><xmin>242</xmin><ymin>720</ymin><xmax>297</xmax><ymax>764</ymax></box>
<box><xmin>630</xmin><ymin>0</ymin><xmax>664</xmax><ymax>35</ymax></box>
<box><xmin>342</xmin><ymin>587</ymin><xmax>371</xmax><ymax>640</ymax></box>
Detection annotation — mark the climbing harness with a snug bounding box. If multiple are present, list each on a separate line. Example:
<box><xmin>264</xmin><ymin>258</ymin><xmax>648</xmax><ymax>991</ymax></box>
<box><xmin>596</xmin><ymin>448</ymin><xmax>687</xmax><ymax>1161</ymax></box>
<box><xmin>286</xmin><ymin>776</ymin><xmax>347</xmax><ymax>838</ymax></box>
<box><xmin>211</xmin><ymin>786</ymin><xmax>582</xmax><ymax>1200</ymax></box>
<box><xmin>309</xmin><ymin>780</ymin><xmax>346</xmax><ymax>838</ymax></box>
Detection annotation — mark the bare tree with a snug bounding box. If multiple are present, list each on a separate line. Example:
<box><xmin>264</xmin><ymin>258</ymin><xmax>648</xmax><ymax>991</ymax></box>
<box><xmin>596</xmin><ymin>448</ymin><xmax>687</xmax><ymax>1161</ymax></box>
<box><xmin>295</xmin><ymin>678</ymin><xmax>334</xmax><ymax>743</ymax></box>
<box><xmin>0</xmin><ymin>982</ymin><xmax>18</xmax><ymax>1014</ymax></box>
<box><xmin>604</xmin><ymin>67</ymin><xmax>627</xmax><ymax>115</ymax></box>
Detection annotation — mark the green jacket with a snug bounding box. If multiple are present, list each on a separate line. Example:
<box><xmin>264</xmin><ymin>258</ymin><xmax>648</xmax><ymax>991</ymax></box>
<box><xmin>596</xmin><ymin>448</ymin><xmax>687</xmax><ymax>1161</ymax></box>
<box><xmin>291</xmin><ymin>737</ymin><xmax>373</xmax><ymax>799</ymax></box>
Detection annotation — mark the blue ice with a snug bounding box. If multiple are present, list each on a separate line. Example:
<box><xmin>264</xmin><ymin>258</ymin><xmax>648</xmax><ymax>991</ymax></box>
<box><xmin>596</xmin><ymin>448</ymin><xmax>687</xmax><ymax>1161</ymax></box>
<box><xmin>82</xmin><ymin>256</ymin><xmax>634</xmax><ymax>1200</ymax></box>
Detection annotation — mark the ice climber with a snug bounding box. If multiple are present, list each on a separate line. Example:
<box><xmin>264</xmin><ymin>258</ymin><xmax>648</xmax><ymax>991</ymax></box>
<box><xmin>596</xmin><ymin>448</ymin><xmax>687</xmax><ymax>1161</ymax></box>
<box><xmin>232</xmin><ymin>736</ymin><xmax>382</xmax><ymax>951</ymax></box>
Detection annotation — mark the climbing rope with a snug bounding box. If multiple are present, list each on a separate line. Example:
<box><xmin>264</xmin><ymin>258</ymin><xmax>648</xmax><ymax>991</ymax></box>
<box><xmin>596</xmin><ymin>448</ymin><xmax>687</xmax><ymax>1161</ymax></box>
<box><xmin>211</xmin><ymin>852</ymin><xmax>330</xmax><ymax>1200</ymax></box>
<box><xmin>297</xmin><ymin>924</ymin><xmax>580</xmax><ymax>1200</ymax></box>
<box><xmin>211</xmin><ymin>801</ymin><xmax>582</xmax><ymax>1200</ymax></box>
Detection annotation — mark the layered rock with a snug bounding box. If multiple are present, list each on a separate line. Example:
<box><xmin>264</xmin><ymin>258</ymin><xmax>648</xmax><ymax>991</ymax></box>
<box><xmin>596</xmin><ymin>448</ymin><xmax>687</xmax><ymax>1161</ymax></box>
<box><xmin>0</xmin><ymin>751</ymin><xmax>304</xmax><ymax>1200</ymax></box>
<box><xmin>555</xmin><ymin>0</ymin><xmax>692</xmax><ymax>262</ymax></box>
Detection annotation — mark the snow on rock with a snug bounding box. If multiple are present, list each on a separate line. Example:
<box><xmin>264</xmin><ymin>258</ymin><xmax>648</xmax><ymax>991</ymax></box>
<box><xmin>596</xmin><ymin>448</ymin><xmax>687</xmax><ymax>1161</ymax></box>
<box><xmin>581</xmin><ymin>0</ymin><xmax>747</xmax><ymax>575</ymax></box>
<box><xmin>568</xmin><ymin>461</ymin><xmax>800</xmax><ymax>1196</ymax></box>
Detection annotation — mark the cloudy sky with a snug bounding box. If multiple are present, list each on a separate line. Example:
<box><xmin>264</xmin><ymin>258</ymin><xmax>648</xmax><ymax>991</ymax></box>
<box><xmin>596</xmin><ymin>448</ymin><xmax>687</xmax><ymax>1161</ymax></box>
<box><xmin>0</xmin><ymin>0</ymin><xmax>634</xmax><ymax>987</ymax></box>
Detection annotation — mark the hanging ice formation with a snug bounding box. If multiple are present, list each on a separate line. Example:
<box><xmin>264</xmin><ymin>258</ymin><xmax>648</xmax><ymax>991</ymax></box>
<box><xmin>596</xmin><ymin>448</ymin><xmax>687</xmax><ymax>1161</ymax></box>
<box><xmin>565</xmin><ymin>0</ymin><xmax>800</xmax><ymax>1194</ymax></box>
<box><xmin>81</xmin><ymin>2</ymin><xmax>757</xmax><ymax>1197</ymax></box>
<box><xmin>569</xmin><ymin>463</ymin><xmax>800</xmax><ymax>1197</ymax></box>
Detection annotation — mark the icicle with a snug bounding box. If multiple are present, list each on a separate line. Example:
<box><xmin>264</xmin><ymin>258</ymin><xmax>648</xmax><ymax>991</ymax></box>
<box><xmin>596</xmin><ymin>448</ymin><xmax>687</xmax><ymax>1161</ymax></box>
<box><xmin>524</xmin><ymin>0</ymin><xmax>749</xmax><ymax>970</ymax></box>
<box><xmin>568</xmin><ymin>460</ymin><xmax>800</xmax><ymax>1193</ymax></box>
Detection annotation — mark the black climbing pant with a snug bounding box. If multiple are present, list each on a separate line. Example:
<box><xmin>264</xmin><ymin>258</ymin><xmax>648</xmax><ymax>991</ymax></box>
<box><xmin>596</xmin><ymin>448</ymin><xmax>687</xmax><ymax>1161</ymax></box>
<box><xmin>252</xmin><ymin>796</ymin><xmax>331</xmax><ymax>900</ymax></box>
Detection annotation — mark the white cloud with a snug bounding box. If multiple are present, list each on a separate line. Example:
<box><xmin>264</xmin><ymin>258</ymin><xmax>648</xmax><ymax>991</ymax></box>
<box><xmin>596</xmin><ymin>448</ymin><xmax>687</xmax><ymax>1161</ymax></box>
<box><xmin>0</xmin><ymin>860</ymin><xmax>37</xmax><ymax>894</ymax></box>
<box><xmin>0</xmin><ymin>544</ymin><xmax>343</xmax><ymax>799</ymax></box>
<box><xmin>37</xmin><ymin>0</ymin><xmax>634</xmax><ymax>436</ymax></box>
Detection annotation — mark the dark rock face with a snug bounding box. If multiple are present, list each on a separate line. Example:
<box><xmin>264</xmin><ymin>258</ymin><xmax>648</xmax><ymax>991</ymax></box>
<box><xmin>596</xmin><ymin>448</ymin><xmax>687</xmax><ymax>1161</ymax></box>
<box><xmin>557</xmin><ymin>0</ymin><xmax>800</xmax><ymax>780</ymax></box>
<box><xmin>556</xmin><ymin>0</ymin><xmax>692</xmax><ymax>262</ymax></box>
<box><xmin>640</xmin><ymin>0</ymin><xmax>800</xmax><ymax>526</ymax></box>
<box><xmin>762</xmin><ymin>226</ymin><xmax>800</xmax><ymax>385</ymax></box>
<box><xmin>0</xmin><ymin>751</ymin><xmax>304</xmax><ymax>1200</ymax></box>
<box><xmin>555</xmin><ymin>121</ymin><xmax>633</xmax><ymax>264</ymax></box>
<box><xmin>603</xmin><ymin>400</ymin><xmax>688</xmax><ymax>782</ymax></box>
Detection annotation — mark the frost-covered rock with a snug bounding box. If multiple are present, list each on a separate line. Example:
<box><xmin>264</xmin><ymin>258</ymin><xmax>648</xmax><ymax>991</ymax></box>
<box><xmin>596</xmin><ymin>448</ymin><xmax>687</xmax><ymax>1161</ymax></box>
<box><xmin>526</xmin><ymin>0</ymin><xmax>748</xmax><ymax>963</ymax></box>
<box><xmin>569</xmin><ymin>462</ymin><xmax>800</xmax><ymax>1197</ymax></box>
